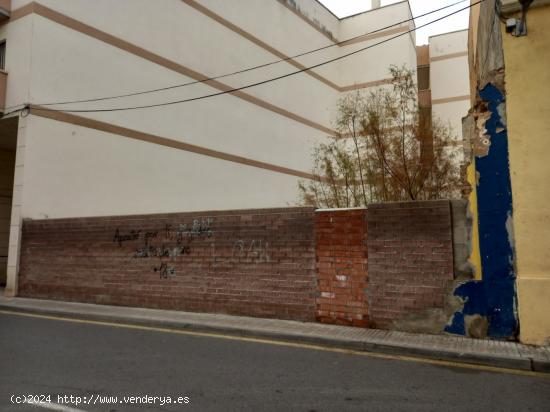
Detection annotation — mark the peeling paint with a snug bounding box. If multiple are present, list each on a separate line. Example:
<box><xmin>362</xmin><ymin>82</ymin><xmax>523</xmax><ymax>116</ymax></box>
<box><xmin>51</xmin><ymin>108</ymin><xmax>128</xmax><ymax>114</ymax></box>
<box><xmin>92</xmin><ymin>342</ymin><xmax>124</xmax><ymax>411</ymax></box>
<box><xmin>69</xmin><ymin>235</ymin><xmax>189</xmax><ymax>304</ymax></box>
<box><xmin>496</xmin><ymin>102</ymin><xmax>507</xmax><ymax>128</ymax></box>
<box><xmin>446</xmin><ymin>83</ymin><xmax>518</xmax><ymax>340</ymax></box>
<box><xmin>461</xmin><ymin>114</ymin><xmax>483</xmax><ymax>281</ymax></box>
<box><xmin>473</xmin><ymin>110</ymin><xmax>492</xmax><ymax>157</ymax></box>
<box><xmin>505</xmin><ymin>212</ymin><xmax>516</xmax><ymax>262</ymax></box>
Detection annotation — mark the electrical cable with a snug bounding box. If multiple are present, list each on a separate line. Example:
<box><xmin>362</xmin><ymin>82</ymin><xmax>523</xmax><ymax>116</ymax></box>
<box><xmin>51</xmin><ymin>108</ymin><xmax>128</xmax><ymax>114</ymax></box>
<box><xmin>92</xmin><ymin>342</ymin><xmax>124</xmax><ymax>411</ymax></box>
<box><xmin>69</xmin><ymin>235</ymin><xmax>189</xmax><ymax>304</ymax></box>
<box><xmin>28</xmin><ymin>0</ymin><xmax>481</xmax><ymax>114</ymax></box>
<box><xmin>1</xmin><ymin>104</ymin><xmax>27</xmax><ymax>117</ymax></box>
<box><xmin>26</xmin><ymin>0</ymin><xmax>469</xmax><ymax>108</ymax></box>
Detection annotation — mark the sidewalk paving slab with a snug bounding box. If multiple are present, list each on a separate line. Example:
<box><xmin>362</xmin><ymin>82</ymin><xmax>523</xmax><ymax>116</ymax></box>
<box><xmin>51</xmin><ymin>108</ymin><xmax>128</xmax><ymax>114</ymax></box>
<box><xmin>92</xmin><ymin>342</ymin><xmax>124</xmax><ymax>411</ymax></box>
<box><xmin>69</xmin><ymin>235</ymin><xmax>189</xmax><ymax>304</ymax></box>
<box><xmin>1</xmin><ymin>295</ymin><xmax>549</xmax><ymax>373</ymax></box>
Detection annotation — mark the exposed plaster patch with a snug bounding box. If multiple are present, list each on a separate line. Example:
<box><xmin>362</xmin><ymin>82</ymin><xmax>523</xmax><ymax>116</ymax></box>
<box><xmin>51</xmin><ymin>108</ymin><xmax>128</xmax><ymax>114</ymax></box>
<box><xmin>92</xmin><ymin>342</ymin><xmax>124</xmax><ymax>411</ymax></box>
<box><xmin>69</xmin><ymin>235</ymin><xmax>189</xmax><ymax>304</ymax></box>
<box><xmin>481</xmin><ymin>69</ymin><xmax>506</xmax><ymax>95</ymax></box>
<box><xmin>497</xmin><ymin>101</ymin><xmax>507</xmax><ymax>127</ymax></box>
<box><xmin>451</xmin><ymin>200</ymin><xmax>475</xmax><ymax>280</ymax></box>
<box><xmin>465</xmin><ymin>314</ymin><xmax>489</xmax><ymax>339</ymax></box>
<box><xmin>392</xmin><ymin>289</ymin><xmax>465</xmax><ymax>335</ymax></box>
<box><xmin>496</xmin><ymin>102</ymin><xmax>507</xmax><ymax>134</ymax></box>
<box><xmin>473</xmin><ymin>109</ymin><xmax>492</xmax><ymax>157</ymax></box>
<box><xmin>445</xmin><ymin>294</ymin><xmax>467</xmax><ymax>335</ymax></box>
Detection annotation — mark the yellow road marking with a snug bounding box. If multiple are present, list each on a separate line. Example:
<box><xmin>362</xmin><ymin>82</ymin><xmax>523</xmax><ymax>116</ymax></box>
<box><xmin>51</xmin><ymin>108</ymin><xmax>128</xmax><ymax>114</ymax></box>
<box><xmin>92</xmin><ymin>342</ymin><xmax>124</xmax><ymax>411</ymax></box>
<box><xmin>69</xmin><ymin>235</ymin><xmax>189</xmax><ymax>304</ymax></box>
<box><xmin>1</xmin><ymin>309</ymin><xmax>548</xmax><ymax>378</ymax></box>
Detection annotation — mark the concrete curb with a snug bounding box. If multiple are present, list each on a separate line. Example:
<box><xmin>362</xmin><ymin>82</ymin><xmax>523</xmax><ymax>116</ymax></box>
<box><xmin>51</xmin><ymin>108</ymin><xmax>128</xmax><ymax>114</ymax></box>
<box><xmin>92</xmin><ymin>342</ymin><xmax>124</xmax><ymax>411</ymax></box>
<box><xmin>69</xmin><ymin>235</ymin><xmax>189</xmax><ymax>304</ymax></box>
<box><xmin>1</xmin><ymin>299</ymin><xmax>548</xmax><ymax>374</ymax></box>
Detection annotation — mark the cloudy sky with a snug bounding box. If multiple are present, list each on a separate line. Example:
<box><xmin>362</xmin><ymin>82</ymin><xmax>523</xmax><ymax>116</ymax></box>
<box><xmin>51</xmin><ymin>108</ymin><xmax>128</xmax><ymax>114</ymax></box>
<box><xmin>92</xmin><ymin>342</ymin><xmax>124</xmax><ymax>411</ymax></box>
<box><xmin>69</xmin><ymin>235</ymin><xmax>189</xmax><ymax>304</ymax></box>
<box><xmin>317</xmin><ymin>0</ymin><xmax>470</xmax><ymax>45</ymax></box>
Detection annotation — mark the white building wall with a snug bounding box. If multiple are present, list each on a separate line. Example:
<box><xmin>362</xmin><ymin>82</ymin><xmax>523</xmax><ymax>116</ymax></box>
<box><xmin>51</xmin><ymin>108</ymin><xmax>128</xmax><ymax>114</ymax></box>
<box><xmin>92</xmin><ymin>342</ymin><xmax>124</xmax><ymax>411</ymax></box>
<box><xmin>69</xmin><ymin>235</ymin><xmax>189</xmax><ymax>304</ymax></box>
<box><xmin>1</xmin><ymin>0</ymin><xmax>418</xmax><ymax>221</ymax></box>
<box><xmin>429</xmin><ymin>29</ymin><xmax>470</xmax><ymax>161</ymax></box>
<box><xmin>0</xmin><ymin>0</ymin><xmax>422</xmax><ymax>295</ymax></box>
<box><xmin>287</xmin><ymin>0</ymin><xmax>341</xmax><ymax>39</ymax></box>
<box><xmin>0</xmin><ymin>15</ymin><xmax>32</xmax><ymax>109</ymax></box>
<box><xmin>21</xmin><ymin>115</ymin><xmax>307</xmax><ymax>219</ymax></box>
<box><xmin>338</xmin><ymin>1</ymin><xmax>415</xmax><ymax>86</ymax></box>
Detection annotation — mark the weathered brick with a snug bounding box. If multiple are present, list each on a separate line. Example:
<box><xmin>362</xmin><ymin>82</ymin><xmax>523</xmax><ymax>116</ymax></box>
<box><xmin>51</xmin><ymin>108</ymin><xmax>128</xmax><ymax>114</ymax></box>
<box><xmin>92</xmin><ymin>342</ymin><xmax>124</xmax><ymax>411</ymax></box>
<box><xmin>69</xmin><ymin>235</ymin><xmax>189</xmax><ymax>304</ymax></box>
<box><xmin>366</xmin><ymin>200</ymin><xmax>454</xmax><ymax>329</ymax></box>
<box><xmin>19</xmin><ymin>207</ymin><xmax>317</xmax><ymax>322</ymax></box>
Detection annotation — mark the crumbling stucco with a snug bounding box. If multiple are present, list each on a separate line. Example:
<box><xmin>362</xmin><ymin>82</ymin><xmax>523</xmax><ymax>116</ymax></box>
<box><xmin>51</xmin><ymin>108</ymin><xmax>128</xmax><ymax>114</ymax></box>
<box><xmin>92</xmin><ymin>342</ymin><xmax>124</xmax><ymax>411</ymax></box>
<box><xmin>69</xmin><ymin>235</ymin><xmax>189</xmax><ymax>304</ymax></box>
<box><xmin>465</xmin><ymin>314</ymin><xmax>489</xmax><ymax>339</ymax></box>
<box><xmin>448</xmin><ymin>81</ymin><xmax>518</xmax><ymax>340</ymax></box>
<box><xmin>391</xmin><ymin>291</ymin><xmax>465</xmax><ymax>335</ymax></box>
<box><xmin>451</xmin><ymin>199</ymin><xmax>475</xmax><ymax>280</ymax></box>
<box><xmin>475</xmin><ymin>1</ymin><xmax>505</xmax><ymax>90</ymax></box>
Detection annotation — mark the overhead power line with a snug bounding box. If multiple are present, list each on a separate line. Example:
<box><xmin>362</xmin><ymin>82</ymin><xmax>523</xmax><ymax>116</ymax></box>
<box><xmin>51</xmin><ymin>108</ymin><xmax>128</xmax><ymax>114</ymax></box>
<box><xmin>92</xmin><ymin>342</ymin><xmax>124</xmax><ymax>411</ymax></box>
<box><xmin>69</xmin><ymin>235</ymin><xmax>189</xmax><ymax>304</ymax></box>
<box><xmin>30</xmin><ymin>0</ymin><xmax>468</xmax><ymax>108</ymax></box>
<box><xmin>26</xmin><ymin>0</ymin><xmax>481</xmax><ymax>114</ymax></box>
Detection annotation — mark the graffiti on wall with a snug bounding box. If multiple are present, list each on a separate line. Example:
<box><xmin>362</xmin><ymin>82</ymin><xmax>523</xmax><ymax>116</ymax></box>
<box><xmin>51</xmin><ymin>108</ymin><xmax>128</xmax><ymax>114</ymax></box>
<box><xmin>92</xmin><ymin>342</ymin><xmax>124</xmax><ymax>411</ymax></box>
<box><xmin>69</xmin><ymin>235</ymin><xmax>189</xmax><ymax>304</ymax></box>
<box><xmin>112</xmin><ymin>217</ymin><xmax>271</xmax><ymax>278</ymax></box>
<box><xmin>112</xmin><ymin>218</ymin><xmax>214</xmax><ymax>278</ymax></box>
<box><xmin>153</xmin><ymin>262</ymin><xmax>177</xmax><ymax>279</ymax></box>
<box><xmin>211</xmin><ymin>239</ymin><xmax>271</xmax><ymax>266</ymax></box>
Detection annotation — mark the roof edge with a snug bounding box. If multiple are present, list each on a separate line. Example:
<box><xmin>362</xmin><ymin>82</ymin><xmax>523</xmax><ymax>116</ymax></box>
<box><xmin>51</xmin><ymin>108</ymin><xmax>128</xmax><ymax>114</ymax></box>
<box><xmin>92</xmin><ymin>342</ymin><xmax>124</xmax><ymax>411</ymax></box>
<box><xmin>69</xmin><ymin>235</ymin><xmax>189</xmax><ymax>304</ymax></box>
<box><xmin>312</xmin><ymin>0</ymin><xmax>412</xmax><ymax>22</ymax></box>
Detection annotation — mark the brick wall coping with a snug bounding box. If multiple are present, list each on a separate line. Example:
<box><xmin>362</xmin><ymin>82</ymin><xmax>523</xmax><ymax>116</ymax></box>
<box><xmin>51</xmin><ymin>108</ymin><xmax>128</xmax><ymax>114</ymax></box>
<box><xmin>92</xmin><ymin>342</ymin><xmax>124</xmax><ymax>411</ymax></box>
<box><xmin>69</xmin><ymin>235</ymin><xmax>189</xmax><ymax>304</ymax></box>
<box><xmin>368</xmin><ymin>200</ymin><xmax>450</xmax><ymax>209</ymax></box>
<box><xmin>21</xmin><ymin>207</ymin><xmax>316</xmax><ymax>223</ymax></box>
<box><xmin>315</xmin><ymin>207</ymin><xmax>367</xmax><ymax>212</ymax></box>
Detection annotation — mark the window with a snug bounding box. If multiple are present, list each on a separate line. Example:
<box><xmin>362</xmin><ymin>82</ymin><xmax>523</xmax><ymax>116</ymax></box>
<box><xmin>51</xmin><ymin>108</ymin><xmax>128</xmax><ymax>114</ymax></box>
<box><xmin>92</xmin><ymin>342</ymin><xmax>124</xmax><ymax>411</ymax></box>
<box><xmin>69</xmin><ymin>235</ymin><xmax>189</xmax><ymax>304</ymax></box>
<box><xmin>0</xmin><ymin>41</ymin><xmax>5</xmax><ymax>71</ymax></box>
<box><xmin>417</xmin><ymin>65</ymin><xmax>430</xmax><ymax>91</ymax></box>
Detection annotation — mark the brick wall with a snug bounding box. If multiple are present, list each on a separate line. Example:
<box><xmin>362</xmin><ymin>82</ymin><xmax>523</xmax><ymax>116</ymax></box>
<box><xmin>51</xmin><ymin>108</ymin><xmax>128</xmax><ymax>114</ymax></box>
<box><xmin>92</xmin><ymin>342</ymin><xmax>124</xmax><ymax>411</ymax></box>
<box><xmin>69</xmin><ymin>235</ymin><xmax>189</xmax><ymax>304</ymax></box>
<box><xmin>18</xmin><ymin>207</ymin><xmax>317</xmax><ymax>321</ymax></box>
<box><xmin>315</xmin><ymin>209</ymin><xmax>368</xmax><ymax>327</ymax></box>
<box><xmin>18</xmin><ymin>201</ymin><xmax>458</xmax><ymax>332</ymax></box>
<box><xmin>366</xmin><ymin>201</ymin><xmax>454</xmax><ymax>329</ymax></box>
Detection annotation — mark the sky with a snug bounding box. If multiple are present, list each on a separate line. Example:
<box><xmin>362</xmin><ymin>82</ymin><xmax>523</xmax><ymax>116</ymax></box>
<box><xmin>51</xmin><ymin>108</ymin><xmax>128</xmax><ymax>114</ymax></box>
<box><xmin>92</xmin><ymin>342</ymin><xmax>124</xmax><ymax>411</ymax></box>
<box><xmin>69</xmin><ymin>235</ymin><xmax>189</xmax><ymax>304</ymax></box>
<box><xmin>317</xmin><ymin>0</ymin><xmax>470</xmax><ymax>45</ymax></box>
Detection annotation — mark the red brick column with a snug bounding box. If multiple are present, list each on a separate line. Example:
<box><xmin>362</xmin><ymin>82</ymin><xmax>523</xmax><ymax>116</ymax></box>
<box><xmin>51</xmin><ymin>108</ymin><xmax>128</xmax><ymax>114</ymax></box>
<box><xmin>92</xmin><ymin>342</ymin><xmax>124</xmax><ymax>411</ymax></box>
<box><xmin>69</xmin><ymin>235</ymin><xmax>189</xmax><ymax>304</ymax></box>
<box><xmin>315</xmin><ymin>209</ymin><xmax>368</xmax><ymax>327</ymax></box>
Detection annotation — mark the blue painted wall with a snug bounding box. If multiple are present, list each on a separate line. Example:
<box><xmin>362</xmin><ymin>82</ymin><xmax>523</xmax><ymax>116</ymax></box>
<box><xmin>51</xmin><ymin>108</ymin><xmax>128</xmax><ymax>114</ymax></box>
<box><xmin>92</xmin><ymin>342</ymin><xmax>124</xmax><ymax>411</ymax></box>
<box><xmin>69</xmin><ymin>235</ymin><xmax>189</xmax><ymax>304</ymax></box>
<box><xmin>446</xmin><ymin>84</ymin><xmax>518</xmax><ymax>339</ymax></box>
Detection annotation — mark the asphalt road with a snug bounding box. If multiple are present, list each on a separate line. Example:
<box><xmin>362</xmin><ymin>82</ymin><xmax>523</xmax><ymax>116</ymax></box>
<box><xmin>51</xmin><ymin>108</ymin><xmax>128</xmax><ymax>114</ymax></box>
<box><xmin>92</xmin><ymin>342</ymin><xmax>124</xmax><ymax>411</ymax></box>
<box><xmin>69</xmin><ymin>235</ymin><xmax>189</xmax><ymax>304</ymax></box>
<box><xmin>0</xmin><ymin>311</ymin><xmax>549</xmax><ymax>412</ymax></box>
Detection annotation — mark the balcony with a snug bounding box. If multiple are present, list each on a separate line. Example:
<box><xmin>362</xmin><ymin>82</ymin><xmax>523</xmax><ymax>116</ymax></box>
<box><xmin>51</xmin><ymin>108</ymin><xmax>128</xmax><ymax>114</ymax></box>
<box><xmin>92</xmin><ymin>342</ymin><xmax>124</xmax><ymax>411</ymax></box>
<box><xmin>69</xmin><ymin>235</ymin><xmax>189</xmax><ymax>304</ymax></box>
<box><xmin>0</xmin><ymin>70</ymin><xmax>6</xmax><ymax>113</ymax></box>
<box><xmin>0</xmin><ymin>0</ymin><xmax>9</xmax><ymax>22</ymax></box>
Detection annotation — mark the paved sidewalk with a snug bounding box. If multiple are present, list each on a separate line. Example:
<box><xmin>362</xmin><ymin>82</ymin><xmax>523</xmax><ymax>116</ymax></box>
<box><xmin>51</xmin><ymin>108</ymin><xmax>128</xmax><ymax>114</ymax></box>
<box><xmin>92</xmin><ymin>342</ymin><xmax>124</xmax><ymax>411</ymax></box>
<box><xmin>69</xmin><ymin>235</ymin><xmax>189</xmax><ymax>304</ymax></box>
<box><xmin>1</xmin><ymin>295</ymin><xmax>549</xmax><ymax>373</ymax></box>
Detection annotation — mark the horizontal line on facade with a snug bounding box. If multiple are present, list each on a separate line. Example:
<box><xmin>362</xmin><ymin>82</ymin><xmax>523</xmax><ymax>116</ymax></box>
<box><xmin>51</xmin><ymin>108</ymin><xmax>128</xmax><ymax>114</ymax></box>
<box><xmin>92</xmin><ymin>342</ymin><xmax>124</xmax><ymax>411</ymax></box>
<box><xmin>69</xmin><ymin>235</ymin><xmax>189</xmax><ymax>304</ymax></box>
<box><xmin>339</xmin><ymin>77</ymin><xmax>394</xmax><ymax>92</ymax></box>
<box><xmin>277</xmin><ymin>0</ymin><xmax>412</xmax><ymax>46</ymax></box>
<box><xmin>182</xmin><ymin>0</ymin><xmax>344</xmax><ymax>91</ymax></box>
<box><xmin>6</xmin><ymin>2</ymin><xmax>402</xmax><ymax>136</ymax></box>
<box><xmin>428</xmin><ymin>28</ymin><xmax>468</xmax><ymax>40</ymax></box>
<box><xmin>432</xmin><ymin>95</ymin><xmax>470</xmax><ymax>105</ymax></box>
<box><xmin>8</xmin><ymin>2</ymin><xmax>334</xmax><ymax>135</ymax></box>
<box><xmin>337</xmin><ymin>124</ymin><xmax>416</xmax><ymax>139</ymax></box>
<box><xmin>7</xmin><ymin>0</ymin><xmax>408</xmax><ymax>104</ymax></box>
<box><xmin>338</xmin><ymin>26</ymin><xmax>410</xmax><ymax>47</ymax></box>
<box><xmin>28</xmin><ymin>105</ymin><xmax>324</xmax><ymax>182</ymax></box>
<box><xmin>430</xmin><ymin>51</ymin><xmax>468</xmax><ymax>63</ymax></box>
<box><xmin>181</xmin><ymin>0</ymin><xmax>406</xmax><ymax>93</ymax></box>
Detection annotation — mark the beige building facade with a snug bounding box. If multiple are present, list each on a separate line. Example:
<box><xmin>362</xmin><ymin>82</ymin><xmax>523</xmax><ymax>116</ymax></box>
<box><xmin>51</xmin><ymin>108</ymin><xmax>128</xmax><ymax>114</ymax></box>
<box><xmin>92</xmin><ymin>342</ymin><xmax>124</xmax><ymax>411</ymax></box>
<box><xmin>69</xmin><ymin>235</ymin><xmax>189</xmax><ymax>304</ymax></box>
<box><xmin>462</xmin><ymin>0</ymin><xmax>550</xmax><ymax>344</ymax></box>
<box><xmin>500</xmin><ymin>0</ymin><xmax>550</xmax><ymax>345</ymax></box>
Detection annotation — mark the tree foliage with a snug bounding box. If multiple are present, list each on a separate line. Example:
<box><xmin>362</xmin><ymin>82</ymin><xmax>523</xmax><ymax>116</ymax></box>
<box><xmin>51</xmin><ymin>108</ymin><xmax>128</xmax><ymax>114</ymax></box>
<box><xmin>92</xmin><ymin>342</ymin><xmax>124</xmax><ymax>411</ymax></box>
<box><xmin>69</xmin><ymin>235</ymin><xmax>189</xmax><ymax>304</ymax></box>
<box><xmin>299</xmin><ymin>66</ymin><xmax>461</xmax><ymax>208</ymax></box>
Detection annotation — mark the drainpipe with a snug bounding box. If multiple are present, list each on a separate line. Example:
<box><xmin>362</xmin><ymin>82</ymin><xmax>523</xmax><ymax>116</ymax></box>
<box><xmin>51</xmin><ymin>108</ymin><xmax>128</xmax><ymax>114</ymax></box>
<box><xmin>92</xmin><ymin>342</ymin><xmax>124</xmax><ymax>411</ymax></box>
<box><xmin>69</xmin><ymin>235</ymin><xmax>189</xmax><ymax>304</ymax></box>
<box><xmin>372</xmin><ymin>0</ymin><xmax>381</xmax><ymax>9</ymax></box>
